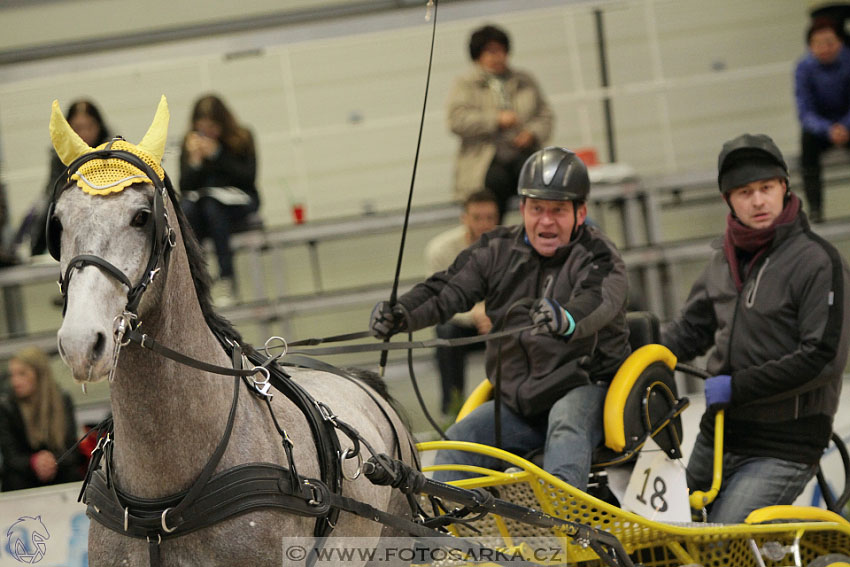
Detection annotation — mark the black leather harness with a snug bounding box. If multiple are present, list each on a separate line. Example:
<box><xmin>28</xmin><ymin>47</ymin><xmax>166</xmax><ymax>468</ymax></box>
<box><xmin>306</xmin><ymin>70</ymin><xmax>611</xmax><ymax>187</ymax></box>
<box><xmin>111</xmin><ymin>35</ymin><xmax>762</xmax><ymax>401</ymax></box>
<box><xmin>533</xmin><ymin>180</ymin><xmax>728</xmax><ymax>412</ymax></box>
<box><xmin>50</xmin><ymin>149</ymin><xmax>409</xmax><ymax>565</ymax></box>
<box><xmin>81</xmin><ymin>341</ymin><xmax>354</xmax><ymax>566</ymax></box>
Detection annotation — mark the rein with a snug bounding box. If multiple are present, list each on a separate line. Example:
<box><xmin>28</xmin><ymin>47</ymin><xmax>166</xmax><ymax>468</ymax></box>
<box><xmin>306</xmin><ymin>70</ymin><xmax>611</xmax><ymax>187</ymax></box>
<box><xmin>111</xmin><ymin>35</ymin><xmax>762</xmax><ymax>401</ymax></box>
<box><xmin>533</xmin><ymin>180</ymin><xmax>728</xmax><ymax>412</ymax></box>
<box><xmin>285</xmin><ymin>321</ymin><xmax>543</xmax><ymax>356</ymax></box>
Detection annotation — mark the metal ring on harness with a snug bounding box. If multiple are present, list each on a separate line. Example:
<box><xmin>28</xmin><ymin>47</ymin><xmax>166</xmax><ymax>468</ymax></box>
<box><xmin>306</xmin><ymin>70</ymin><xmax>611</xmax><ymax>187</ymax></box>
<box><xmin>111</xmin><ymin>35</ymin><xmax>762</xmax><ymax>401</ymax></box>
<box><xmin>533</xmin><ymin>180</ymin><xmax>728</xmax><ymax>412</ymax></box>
<box><xmin>340</xmin><ymin>448</ymin><xmax>363</xmax><ymax>481</ymax></box>
<box><xmin>263</xmin><ymin>336</ymin><xmax>288</xmax><ymax>361</ymax></box>
<box><xmin>253</xmin><ymin>366</ymin><xmax>271</xmax><ymax>382</ymax></box>
<box><xmin>161</xmin><ymin>508</ymin><xmax>177</xmax><ymax>534</ymax></box>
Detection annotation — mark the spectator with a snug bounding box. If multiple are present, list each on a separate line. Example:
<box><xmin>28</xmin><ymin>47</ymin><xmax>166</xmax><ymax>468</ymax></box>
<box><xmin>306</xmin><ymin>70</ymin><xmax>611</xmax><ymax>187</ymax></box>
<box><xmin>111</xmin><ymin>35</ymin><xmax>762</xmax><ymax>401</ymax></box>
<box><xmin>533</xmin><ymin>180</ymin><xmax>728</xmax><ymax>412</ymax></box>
<box><xmin>179</xmin><ymin>94</ymin><xmax>260</xmax><ymax>306</ymax></box>
<box><xmin>0</xmin><ymin>347</ymin><xmax>84</xmax><ymax>491</ymax></box>
<box><xmin>0</xmin><ymin>177</ymin><xmax>17</xmax><ymax>267</ymax></box>
<box><xmin>21</xmin><ymin>100</ymin><xmax>111</xmax><ymax>257</ymax></box>
<box><xmin>425</xmin><ymin>190</ymin><xmax>499</xmax><ymax>415</ymax></box>
<box><xmin>661</xmin><ymin>133</ymin><xmax>850</xmax><ymax>523</ymax></box>
<box><xmin>371</xmin><ymin>147</ymin><xmax>630</xmax><ymax>491</ymax></box>
<box><xmin>448</xmin><ymin>24</ymin><xmax>554</xmax><ymax>222</ymax></box>
<box><xmin>794</xmin><ymin>17</ymin><xmax>850</xmax><ymax>223</ymax></box>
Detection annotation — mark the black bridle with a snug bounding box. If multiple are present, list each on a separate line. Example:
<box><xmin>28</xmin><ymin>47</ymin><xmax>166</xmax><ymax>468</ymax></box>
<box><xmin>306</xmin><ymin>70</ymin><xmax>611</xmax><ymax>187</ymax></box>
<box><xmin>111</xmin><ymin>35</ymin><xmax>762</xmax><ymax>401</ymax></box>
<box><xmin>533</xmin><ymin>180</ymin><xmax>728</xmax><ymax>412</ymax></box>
<box><xmin>48</xmin><ymin>143</ymin><xmax>176</xmax><ymax>318</ymax></box>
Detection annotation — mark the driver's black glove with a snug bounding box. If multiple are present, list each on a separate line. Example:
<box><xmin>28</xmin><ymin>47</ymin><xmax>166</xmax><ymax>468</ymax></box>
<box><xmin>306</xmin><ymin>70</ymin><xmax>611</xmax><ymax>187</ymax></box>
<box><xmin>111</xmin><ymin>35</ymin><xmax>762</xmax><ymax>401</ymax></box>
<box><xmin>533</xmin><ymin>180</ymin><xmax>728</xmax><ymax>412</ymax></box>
<box><xmin>370</xmin><ymin>301</ymin><xmax>409</xmax><ymax>339</ymax></box>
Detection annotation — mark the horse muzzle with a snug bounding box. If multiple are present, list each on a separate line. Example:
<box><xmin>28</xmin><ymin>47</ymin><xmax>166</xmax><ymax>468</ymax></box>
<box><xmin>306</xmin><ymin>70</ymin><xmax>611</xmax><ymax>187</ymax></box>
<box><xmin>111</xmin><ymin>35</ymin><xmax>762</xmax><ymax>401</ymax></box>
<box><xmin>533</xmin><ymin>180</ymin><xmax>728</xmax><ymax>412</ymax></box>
<box><xmin>58</xmin><ymin>318</ymin><xmax>114</xmax><ymax>383</ymax></box>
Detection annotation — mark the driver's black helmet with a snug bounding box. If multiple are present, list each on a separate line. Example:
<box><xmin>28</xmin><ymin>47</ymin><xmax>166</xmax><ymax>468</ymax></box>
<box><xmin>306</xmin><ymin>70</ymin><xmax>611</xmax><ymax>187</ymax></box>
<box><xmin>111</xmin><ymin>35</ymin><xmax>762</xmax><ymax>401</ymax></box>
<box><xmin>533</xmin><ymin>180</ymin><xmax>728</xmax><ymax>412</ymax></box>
<box><xmin>717</xmin><ymin>133</ymin><xmax>789</xmax><ymax>194</ymax></box>
<box><xmin>517</xmin><ymin>146</ymin><xmax>590</xmax><ymax>202</ymax></box>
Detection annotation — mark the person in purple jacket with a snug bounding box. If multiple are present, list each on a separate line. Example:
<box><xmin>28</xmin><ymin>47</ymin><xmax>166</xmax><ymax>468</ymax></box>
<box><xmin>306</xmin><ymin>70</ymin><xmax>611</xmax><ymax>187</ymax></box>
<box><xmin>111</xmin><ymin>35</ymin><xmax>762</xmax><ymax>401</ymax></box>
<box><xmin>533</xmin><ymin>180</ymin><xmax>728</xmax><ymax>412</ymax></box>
<box><xmin>794</xmin><ymin>17</ymin><xmax>850</xmax><ymax>223</ymax></box>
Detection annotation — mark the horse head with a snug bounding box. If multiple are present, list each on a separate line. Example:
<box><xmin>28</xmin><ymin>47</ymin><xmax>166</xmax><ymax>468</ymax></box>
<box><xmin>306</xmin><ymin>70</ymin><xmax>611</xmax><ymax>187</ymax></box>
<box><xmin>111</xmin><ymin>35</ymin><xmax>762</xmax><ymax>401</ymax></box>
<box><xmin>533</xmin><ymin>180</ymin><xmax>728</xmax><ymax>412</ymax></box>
<box><xmin>50</xmin><ymin>97</ymin><xmax>177</xmax><ymax>383</ymax></box>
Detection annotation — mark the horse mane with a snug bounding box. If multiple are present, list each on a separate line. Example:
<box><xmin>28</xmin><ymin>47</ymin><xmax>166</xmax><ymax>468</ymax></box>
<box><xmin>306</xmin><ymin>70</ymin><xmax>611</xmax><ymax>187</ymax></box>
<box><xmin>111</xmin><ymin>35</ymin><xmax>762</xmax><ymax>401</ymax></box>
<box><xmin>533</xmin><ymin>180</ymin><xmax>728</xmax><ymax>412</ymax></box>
<box><xmin>163</xmin><ymin>175</ymin><xmax>252</xmax><ymax>354</ymax></box>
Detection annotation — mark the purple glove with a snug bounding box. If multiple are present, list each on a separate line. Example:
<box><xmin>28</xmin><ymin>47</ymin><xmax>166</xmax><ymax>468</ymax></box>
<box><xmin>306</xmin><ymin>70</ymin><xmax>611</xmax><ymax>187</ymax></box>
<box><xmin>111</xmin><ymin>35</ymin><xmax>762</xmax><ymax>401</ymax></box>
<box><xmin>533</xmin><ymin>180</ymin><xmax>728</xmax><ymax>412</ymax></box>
<box><xmin>705</xmin><ymin>374</ymin><xmax>732</xmax><ymax>410</ymax></box>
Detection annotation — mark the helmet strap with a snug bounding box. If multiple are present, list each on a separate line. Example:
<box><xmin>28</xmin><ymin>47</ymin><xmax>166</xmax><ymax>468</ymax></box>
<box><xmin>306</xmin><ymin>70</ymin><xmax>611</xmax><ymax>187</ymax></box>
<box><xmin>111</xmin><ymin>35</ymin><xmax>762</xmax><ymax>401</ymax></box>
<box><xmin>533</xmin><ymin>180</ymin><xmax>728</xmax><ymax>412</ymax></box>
<box><xmin>569</xmin><ymin>201</ymin><xmax>587</xmax><ymax>241</ymax></box>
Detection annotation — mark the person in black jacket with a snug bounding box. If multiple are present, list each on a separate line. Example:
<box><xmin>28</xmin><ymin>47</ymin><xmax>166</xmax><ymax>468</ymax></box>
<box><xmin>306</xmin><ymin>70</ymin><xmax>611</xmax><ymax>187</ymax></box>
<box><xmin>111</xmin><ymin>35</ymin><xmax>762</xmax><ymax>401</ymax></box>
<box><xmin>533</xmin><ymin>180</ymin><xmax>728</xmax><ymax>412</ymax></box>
<box><xmin>0</xmin><ymin>347</ymin><xmax>83</xmax><ymax>491</ymax></box>
<box><xmin>371</xmin><ymin>147</ymin><xmax>630</xmax><ymax>491</ymax></box>
<box><xmin>180</xmin><ymin>94</ymin><xmax>260</xmax><ymax>305</ymax></box>
<box><xmin>662</xmin><ymin>133</ymin><xmax>850</xmax><ymax>522</ymax></box>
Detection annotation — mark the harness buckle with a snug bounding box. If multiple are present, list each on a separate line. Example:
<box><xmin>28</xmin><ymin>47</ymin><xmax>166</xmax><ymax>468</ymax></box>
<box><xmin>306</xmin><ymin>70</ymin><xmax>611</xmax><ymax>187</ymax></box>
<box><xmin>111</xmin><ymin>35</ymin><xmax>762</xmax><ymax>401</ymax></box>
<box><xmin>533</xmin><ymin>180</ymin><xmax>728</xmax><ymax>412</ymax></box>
<box><xmin>161</xmin><ymin>508</ymin><xmax>177</xmax><ymax>534</ymax></box>
<box><xmin>90</xmin><ymin>435</ymin><xmax>105</xmax><ymax>458</ymax></box>
<box><xmin>315</xmin><ymin>401</ymin><xmax>337</xmax><ymax>425</ymax></box>
<box><xmin>148</xmin><ymin>267</ymin><xmax>161</xmax><ymax>284</ymax></box>
<box><xmin>304</xmin><ymin>480</ymin><xmax>322</xmax><ymax>507</ymax></box>
<box><xmin>108</xmin><ymin>312</ymin><xmax>136</xmax><ymax>382</ymax></box>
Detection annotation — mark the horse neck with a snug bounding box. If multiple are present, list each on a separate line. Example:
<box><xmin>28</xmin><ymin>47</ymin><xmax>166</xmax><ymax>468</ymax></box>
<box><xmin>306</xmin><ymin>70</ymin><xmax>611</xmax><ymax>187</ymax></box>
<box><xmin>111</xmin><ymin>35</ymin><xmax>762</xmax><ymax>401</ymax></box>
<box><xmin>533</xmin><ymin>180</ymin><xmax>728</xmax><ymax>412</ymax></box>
<box><xmin>108</xmin><ymin>242</ymin><xmax>238</xmax><ymax>497</ymax></box>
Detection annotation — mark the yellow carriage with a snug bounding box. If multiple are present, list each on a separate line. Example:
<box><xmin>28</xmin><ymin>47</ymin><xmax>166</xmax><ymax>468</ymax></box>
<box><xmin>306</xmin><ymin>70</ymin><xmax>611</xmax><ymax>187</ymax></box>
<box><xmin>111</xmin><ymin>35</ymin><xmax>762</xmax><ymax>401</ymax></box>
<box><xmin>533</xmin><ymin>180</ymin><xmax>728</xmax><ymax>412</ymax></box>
<box><xmin>417</xmin><ymin>314</ymin><xmax>850</xmax><ymax>567</ymax></box>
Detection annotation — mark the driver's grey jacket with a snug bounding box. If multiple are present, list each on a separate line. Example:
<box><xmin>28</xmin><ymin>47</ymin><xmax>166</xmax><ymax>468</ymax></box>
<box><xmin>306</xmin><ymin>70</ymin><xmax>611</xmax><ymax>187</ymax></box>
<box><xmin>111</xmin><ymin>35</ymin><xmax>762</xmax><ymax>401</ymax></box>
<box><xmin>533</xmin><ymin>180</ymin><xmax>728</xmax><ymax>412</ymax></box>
<box><xmin>662</xmin><ymin>213</ymin><xmax>850</xmax><ymax>428</ymax></box>
<box><xmin>398</xmin><ymin>224</ymin><xmax>630</xmax><ymax>418</ymax></box>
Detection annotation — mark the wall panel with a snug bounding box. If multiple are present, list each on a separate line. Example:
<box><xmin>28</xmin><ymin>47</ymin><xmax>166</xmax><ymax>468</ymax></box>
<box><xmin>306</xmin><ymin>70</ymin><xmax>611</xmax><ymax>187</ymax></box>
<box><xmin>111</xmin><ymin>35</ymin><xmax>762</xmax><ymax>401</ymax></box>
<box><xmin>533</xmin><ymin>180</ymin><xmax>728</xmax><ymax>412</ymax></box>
<box><xmin>0</xmin><ymin>0</ymin><xmax>811</xmax><ymax>229</ymax></box>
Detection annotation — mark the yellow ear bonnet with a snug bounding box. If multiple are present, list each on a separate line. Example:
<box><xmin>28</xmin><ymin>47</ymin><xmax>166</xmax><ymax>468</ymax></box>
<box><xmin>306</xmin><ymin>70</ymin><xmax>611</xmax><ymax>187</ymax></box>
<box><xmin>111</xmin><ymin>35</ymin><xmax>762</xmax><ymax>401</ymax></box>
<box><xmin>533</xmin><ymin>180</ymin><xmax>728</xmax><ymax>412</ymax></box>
<box><xmin>49</xmin><ymin>95</ymin><xmax>169</xmax><ymax>196</ymax></box>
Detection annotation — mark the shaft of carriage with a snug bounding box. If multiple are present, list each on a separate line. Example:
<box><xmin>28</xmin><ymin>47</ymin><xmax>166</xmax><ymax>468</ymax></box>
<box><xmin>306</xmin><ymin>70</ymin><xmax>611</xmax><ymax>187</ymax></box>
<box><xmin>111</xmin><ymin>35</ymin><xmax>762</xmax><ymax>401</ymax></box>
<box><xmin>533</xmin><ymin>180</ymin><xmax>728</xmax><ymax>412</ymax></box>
<box><xmin>364</xmin><ymin>454</ymin><xmax>636</xmax><ymax>567</ymax></box>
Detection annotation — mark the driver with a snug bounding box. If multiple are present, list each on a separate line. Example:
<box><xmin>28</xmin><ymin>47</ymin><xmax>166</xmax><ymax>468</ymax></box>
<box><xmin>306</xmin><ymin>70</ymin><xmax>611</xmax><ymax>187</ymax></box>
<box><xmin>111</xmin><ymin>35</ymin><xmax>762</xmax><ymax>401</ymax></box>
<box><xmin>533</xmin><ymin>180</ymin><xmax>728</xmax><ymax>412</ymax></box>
<box><xmin>662</xmin><ymin>133</ymin><xmax>850</xmax><ymax>523</ymax></box>
<box><xmin>370</xmin><ymin>146</ymin><xmax>630</xmax><ymax>491</ymax></box>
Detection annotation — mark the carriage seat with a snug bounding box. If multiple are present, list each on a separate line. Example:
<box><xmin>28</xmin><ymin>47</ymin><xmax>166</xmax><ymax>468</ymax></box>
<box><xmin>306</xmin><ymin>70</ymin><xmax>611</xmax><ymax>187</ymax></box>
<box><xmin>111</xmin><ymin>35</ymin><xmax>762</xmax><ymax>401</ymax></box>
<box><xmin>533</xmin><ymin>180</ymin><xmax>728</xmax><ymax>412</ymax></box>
<box><xmin>454</xmin><ymin>311</ymin><xmax>688</xmax><ymax>470</ymax></box>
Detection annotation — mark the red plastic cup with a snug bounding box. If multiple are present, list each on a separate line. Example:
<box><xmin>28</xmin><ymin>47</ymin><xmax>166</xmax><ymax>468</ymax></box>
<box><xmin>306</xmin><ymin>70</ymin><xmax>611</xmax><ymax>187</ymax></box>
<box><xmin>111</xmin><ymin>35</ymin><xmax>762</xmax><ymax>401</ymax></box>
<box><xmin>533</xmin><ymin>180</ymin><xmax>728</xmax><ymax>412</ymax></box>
<box><xmin>292</xmin><ymin>203</ymin><xmax>305</xmax><ymax>224</ymax></box>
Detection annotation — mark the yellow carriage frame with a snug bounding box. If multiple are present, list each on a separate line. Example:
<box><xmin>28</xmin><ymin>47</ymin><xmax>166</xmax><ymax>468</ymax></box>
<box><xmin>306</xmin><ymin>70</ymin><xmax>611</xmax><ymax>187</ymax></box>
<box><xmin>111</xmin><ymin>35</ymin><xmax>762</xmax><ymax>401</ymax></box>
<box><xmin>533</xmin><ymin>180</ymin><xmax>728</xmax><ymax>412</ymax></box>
<box><xmin>418</xmin><ymin>344</ymin><xmax>850</xmax><ymax>566</ymax></box>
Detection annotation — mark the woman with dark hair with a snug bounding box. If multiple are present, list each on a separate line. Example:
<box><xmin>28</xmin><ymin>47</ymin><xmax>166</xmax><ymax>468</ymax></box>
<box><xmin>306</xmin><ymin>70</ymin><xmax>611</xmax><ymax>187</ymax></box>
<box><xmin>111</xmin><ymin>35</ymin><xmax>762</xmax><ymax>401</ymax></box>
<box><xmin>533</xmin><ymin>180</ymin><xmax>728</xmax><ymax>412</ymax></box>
<box><xmin>26</xmin><ymin>100</ymin><xmax>111</xmax><ymax>256</ymax></box>
<box><xmin>0</xmin><ymin>347</ymin><xmax>83</xmax><ymax>491</ymax></box>
<box><xmin>179</xmin><ymin>94</ymin><xmax>260</xmax><ymax>305</ymax></box>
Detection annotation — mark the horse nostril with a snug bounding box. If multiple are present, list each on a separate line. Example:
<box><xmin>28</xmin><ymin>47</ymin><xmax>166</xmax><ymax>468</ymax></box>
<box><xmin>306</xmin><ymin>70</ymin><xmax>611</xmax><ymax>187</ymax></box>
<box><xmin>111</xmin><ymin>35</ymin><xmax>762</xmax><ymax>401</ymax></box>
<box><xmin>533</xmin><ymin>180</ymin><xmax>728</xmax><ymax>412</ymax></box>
<box><xmin>92</xmin><ymin>332</ymin><xmax>106</xmax><ymax>360</ymax></box>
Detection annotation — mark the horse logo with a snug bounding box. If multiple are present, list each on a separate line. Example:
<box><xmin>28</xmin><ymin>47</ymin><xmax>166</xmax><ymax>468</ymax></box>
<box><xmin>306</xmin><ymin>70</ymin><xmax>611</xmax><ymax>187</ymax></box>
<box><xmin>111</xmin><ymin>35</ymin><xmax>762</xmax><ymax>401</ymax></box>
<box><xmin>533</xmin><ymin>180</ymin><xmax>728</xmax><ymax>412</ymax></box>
<box><xmin>5</xmin><ymin>516</ymin><xmax>50</xmax><ymax>564</ymax></box>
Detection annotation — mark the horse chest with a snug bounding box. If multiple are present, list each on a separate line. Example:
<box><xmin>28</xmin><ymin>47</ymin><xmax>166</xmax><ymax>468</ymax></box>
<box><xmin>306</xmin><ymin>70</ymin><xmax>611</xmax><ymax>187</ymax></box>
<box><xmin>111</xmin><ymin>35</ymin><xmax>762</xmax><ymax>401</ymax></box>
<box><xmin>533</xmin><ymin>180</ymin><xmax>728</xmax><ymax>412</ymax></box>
<box><xmin>89</xmin><ymin>511</ymin><xmax>312</xmax><ymax>567</ymax></box>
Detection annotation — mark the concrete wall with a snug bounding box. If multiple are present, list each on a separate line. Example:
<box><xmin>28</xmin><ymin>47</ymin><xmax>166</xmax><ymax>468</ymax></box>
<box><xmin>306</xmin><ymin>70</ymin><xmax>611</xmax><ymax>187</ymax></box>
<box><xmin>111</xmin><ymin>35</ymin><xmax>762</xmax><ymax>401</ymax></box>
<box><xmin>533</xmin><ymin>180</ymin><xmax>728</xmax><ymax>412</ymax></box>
<box><xmin>0</xmin><ymin>0</ymin><xmax>816</xmax><ymax>231</ymax></box>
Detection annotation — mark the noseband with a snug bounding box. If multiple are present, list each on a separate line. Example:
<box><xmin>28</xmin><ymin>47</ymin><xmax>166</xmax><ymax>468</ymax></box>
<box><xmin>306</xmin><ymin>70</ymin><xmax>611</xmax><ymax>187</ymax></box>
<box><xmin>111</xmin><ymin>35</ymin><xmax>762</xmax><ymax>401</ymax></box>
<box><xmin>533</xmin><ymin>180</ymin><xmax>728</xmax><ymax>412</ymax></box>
<box><xmin>48</xmin><ymin>143</ymin><xmax>177</xmax><ymax>319</ymax></box>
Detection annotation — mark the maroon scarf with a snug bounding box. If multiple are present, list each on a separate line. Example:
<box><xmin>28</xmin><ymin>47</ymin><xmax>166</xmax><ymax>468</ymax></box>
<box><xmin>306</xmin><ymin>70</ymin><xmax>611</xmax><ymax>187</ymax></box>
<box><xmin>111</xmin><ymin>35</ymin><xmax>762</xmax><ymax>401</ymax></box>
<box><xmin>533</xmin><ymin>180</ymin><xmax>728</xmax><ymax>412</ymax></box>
<box><xmin>723</xmin><ymin>193</ymin><xmax>800</xmax><ymax>292</ymax></box>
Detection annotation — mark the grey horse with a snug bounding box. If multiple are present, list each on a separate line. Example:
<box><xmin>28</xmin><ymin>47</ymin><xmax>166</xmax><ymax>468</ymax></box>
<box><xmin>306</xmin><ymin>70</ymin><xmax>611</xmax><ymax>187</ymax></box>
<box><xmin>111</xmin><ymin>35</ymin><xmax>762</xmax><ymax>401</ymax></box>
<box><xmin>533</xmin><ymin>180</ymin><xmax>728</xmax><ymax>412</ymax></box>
<box><xmin>49</xmin><ymin>97</ymin><xmax>417</xmax><ymax>566</ymax></box>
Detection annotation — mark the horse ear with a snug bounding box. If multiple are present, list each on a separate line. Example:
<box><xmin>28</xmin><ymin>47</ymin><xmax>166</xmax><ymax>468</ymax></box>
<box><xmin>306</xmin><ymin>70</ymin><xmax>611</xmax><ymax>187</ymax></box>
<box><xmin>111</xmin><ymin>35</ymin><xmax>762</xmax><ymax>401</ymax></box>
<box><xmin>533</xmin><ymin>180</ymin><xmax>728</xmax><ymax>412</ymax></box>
<box><xmin>50</xmin><ymin>100</ymin><xmax>92</xmax><ymax>166</ymax></box>
<box><xmin>137</xmin><ymin>95</ymin><xmax>169</xmax><ymax>165</ymax></box>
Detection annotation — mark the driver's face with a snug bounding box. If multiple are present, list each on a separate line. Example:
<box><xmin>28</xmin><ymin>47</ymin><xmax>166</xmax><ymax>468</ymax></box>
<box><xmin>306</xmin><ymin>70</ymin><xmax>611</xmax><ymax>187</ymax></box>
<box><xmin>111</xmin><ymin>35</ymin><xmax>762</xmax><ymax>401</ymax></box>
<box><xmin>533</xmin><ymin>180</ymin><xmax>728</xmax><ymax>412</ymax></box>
<box><xmin>520</xmin><ymin>198</ymin><xmax>586</xmax><ymax>256</ymax></box>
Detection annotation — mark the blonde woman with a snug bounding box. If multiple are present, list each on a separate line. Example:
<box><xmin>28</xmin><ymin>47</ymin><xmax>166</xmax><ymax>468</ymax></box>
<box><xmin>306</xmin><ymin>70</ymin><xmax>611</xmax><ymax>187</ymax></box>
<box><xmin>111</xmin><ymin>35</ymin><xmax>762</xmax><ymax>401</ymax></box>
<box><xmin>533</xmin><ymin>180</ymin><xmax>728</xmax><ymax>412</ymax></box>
<box><xmin>0</xmin><ymin>347</ymin><xmax>83</xmax><ymax>490</ymax></box>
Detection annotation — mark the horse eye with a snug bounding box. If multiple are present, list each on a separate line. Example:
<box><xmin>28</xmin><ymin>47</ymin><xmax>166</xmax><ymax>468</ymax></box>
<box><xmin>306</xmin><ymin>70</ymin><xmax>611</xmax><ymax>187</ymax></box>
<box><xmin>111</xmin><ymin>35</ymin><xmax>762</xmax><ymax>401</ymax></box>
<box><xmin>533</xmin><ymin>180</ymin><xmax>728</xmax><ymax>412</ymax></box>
<box><xmin>131</xmin><ymin>209</ymin><xmax>151</xmax><ymax>228</ymax></box>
